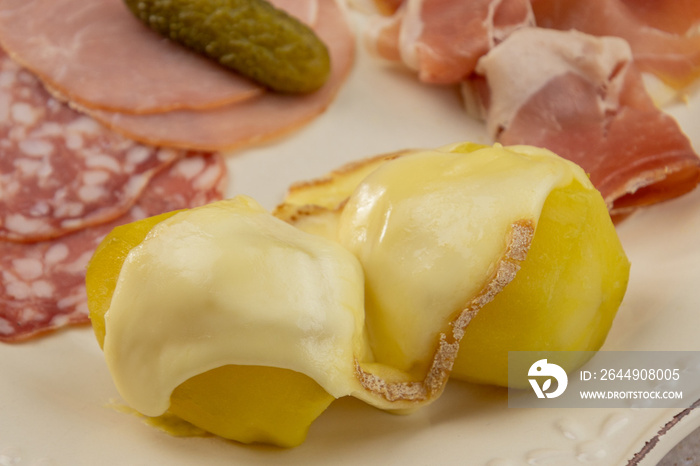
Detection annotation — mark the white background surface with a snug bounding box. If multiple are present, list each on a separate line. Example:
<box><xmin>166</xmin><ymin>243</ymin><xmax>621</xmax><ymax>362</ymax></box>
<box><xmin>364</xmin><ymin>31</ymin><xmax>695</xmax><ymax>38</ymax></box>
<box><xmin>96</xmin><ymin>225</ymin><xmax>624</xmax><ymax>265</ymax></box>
<box><xmin>2</xmin><ymin>10</ymin><xmax>700</xmax><ymax>466</ymax></box>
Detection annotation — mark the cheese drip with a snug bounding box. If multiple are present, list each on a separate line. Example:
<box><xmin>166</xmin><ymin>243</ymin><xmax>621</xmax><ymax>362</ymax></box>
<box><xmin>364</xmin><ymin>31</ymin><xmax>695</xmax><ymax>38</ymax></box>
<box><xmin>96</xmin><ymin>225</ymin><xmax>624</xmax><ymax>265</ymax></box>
<box><xmin>103</xmin><ymin>196</ymin><xmax>368</xmax><ymax>416</ymax></box>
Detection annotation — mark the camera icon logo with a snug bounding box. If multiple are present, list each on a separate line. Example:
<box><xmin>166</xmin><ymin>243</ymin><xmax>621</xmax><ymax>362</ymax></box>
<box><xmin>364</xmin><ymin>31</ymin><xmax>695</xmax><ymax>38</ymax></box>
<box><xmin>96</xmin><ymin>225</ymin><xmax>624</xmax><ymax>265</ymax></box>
<box><xmin>528</xmin><ymin>359</ymin><xmax>568</xmax><ymax>399</ymax></box>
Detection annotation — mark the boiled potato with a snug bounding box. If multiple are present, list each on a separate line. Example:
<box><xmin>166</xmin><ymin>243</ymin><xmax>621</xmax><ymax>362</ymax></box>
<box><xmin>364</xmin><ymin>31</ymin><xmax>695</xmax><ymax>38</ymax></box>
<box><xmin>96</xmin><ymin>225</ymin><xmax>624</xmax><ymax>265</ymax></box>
<box><xmin>451</xmin><ymin>178</ymin><xmax>630</xmax><ymax>387</ymax></box>
<box><xmin>86</xmin><ymin>198</ymin><xmax>362</xmax><ymax>447</ymax></box>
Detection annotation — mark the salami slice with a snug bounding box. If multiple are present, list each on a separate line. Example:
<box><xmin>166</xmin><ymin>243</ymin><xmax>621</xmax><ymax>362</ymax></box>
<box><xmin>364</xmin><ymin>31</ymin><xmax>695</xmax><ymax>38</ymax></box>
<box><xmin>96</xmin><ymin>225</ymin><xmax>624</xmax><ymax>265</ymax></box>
<box><xmin>80</xmin><ymin>0</ymin><xmax>355</xmax><ymax>151</ymax></box>
<box><xmin>0</xmin><ymin>49</ymin><xmax>189</xmax><ymax>242</ymax></box>
<box><xmin>0</xmin><ymin>152</ymin><xmax>227</xmax><ymax>342</ymax></box>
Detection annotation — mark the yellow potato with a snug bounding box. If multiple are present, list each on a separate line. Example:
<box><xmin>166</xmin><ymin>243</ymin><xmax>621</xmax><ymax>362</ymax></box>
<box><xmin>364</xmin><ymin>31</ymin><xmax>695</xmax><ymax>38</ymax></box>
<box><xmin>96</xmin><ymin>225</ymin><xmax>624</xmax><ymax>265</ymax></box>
<box><xmin>277</xmin><ymin>143</ymin><xmax>629</xmax><ymax>388</ymax></box>
<box><xmin>86</xmin><ymin>207</ymin><xmax>335</xmax><ymax>448</ymax></box>
<box><xmin>169</xmin><ymin>365</ymin><xmax>333</xmax><ymax>448</ymax></box>
<box><xmin>451</xmin><ymin>179</ymin><xmax>630</xmax><ymax>387</ymax></box>
<box><xmin>87</xmin><ymin>210</ymin><xmax>181</xmax><ymax>349</ymax></box>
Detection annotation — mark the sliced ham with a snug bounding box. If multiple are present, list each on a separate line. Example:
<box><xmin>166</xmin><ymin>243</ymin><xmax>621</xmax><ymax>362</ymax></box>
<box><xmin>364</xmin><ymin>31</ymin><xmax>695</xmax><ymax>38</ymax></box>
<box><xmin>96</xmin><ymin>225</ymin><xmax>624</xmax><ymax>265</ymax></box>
<box><xmin>531</xmin><ymin>0</ymin><xmax>700</xmax><ymax>89</ymax></box>
<box><xmin>80</xmin><ymin>0</ymin><xmax>355</xmax><ymax>151</ymax></box>
<box><xmin>618</xmin><ymin>0</ymin><xmax>700</xmax><ymax>35</ymax></box>
<box><xmin>0</xmin><ymin>152</ymin><xmax>227</xmax><ymax>342</ymax></box>
<box><xmin>0</xmin><ymin>0</ymin><xmax>319</xmax><ymax>114</ymax></box>
<box><xmin>273</xmin><ymin>0</ymin><xmax>320</xmax><ymax>23</ymax></box>
<box><xmin>0</xmin><ymin>49</ymin><xmax>191</xmax><ymax>242</ymax></box>
<box><xmin>474</xmin><ymin>28</ymin><xmax>700</xmax><ymax>218</ymax></box>
<box><xmin>366</xmin><ymin>0</ymin><xmax>534</xmax><ymax>84</ymax></box>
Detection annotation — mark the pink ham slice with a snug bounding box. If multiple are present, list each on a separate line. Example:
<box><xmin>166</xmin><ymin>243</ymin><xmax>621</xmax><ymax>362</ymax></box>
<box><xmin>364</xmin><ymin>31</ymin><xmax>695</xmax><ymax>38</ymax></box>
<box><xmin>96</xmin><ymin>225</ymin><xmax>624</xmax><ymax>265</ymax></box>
<box><xmin>0</xmin><ymin>49</ymin><xmax>191</xmax><ymax>242</ymax></box>
<box><xmin>366</xmin><ymin>0</ymin><xmax>534</xmax><ymax>84</ymax></box>
<box><xmin>618</xmin><ymin>0</ymin><xmax>700</xmax><ymax>35</ymax></box>
<box><xmin>0</xmin><ymin>0</ymin><xmax>318</xmax><ymax>114</ymax></box>
<box><xmin>0</xmin><ymin>152</ymin><xmax>227</xmax><ymax>342</ymax></box>
<box><xmin>531</xmin><ymin>0</ymin><xmax>700</xmax><ymax>89</ymax></box>
<box><xmin>80</xmin><ymin>0</ymin><xmax>355</xmax><ymax>151</ymax></box>
<box><xmin>474</xmin><ymin>28</ymin><xmax>700</xmax><ymax>218</ymax></box>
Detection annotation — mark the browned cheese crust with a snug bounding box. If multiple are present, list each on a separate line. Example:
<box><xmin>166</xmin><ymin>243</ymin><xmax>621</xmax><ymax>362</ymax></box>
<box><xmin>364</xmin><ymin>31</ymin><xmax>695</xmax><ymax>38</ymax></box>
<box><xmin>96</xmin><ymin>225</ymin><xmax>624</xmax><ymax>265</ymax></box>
<box><xmin>353</xmin><ymin>220</ymin><xmax>534</xmax><ymax>408</ymax></box>
<box><xmin>274</xmin><ymin>149</ymin><xmax>536</xmax><ymax>410</ymax></box>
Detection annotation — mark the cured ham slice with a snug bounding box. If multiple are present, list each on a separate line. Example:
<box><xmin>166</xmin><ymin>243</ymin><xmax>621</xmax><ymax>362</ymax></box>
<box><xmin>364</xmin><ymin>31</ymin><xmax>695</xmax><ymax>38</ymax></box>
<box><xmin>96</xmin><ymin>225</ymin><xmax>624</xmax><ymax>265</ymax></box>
<box><xmin>474</xmin><ymin>28</ymin><xmax>700</xmax><ymax>218</ymax></box>
<box><xmin>81</xmin><ymin>0</ymin><xmax>355</xmax><ymax>151</ymax></box>
<box><xmin>618</xmin><ymin>0</ymin><xmax>700</xmax><ymax>35</ymax></box>
<box><xmin>0</xmin><ymin>0</ymin><xmax>319</xmax><ymax>114</ymax></box>
<box><xmin>0</xmin><ymin>49</ymin><xmax>186</xmax><ymax>242</ymax></box>
<box><xmin>366</xmin><ymin>0</ymin><xmax>534</xmax><ymax>84</ymax></box>
<box><xmin>0</xmin><ymin>153</ymin><xmax>227</xmax><ymax>342</ymax></box>
<box><xmin>531</xmin><ymin>0</ymin><xmax>700</xmax><ymax>89</ymax></box>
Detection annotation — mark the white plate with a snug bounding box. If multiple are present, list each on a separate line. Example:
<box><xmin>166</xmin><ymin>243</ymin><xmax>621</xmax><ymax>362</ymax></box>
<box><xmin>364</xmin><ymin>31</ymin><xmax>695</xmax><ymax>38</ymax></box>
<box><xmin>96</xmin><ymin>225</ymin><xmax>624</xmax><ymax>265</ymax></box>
<box><xmin>2</xmin><ymin>11</ymin><xmax>700</xmax><ymax>466</ymax></box>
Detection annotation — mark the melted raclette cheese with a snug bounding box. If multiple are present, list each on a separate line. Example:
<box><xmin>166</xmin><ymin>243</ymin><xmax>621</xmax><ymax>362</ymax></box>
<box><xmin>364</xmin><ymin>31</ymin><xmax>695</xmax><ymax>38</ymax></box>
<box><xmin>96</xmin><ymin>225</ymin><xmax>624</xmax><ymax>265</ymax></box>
<box><xmin>102</xmin><ymin>143</ymin><xmax>593</xmax><ymax>416</ymax></box>
<box><xmin>103</xmin><ymin>196</ymin><xmax>368</xmax><ymax>416</ymax></box>
<box><xmin>338</xmin><ymin>143</ymin><xmax>590</xmax><ymax>375</ymax></box>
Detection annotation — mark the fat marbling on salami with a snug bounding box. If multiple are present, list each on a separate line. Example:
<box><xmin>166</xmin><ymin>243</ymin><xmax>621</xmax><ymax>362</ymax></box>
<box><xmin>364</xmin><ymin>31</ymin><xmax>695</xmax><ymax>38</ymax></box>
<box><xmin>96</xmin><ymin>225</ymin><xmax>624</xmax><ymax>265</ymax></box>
<box><xmin>0</xmin><ymin>153</ymin><xmax>228</xmax><ymax>342</ymax></box>
<box><xmin>0</xmin><ymin>49</ymin><xmax>188</xmax><ymax>242</ymax></box>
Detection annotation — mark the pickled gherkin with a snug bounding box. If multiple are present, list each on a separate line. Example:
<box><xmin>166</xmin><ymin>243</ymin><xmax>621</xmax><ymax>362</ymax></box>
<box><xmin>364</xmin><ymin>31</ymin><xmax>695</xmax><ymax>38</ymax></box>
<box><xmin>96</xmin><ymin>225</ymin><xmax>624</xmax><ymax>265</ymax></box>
<box><xmin>124</xmin><ymin>0</ymin><xmax>331</xmax><ymax>93</ymax></box>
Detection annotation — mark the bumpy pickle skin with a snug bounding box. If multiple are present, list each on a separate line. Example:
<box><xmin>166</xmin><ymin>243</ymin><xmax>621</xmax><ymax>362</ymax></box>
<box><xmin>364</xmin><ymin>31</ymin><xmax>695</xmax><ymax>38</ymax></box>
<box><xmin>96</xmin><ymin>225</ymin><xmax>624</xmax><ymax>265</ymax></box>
<box><xmin>123</xmin><ymin>0</ymin><xmax>331</xmax><ymax>93</ymax></box>
<box><xmin>86</xmin><ymin>204</ymin><xmax>337</xmax><ymax>448</ymax></box>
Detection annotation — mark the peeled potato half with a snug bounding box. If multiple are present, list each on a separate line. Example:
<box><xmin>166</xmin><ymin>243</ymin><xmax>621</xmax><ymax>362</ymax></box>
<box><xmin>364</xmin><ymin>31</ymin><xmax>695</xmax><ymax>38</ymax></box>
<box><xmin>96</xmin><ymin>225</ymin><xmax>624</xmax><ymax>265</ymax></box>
<box><xmin>87</xmin><ymin>197</ymin><xmax>369</xmax><ymax>447</ymax></box>
<box><xmin>277</xmin><ymin>142</ymin><xmax>630</xmax><ymax>394</ymax></box>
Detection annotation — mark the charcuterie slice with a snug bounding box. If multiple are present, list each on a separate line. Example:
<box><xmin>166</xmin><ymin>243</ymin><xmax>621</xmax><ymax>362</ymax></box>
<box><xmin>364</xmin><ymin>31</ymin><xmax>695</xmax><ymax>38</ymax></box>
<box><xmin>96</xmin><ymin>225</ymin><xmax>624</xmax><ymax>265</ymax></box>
<box><xmin>0</xmin><ymin>153</ymin><xmax>227</xmax><ymax>342</ymax></box>
<box><xmin>531</xmin><ymin>0</ymin><xmax>700</xmax><ymax>89</ymax></box>
<box><xmin>472</xmin><ymin>28</ymin><xmax>700</xmax><ymax>218</ymax></box>
<box><xmin>365</xmin><ymin>0</ymin><xmax>534</xmax><ymax>84</ymax></box>
<box><xmin>0</xmin><ymin>0</ymin><xmax>316</xmax><ymax>114</ymax></box>
<box><xmin>81</xmin><ymin>0</ymin><xmax>355</xmax><ymax>151</ymax></box>
<box><xmin>0</xmin><ymin>49</ymin><xmax>185</xmax><ymax>242</ymax></box>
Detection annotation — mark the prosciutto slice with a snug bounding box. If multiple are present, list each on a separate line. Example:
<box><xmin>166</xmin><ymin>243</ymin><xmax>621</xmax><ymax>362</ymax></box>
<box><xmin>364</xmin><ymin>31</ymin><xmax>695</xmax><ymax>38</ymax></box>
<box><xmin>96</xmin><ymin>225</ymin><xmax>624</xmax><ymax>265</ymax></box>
<box><xmin>0</xmin><ymin>49</ymin><xmax>186</xmax><ymax>242</ymax></box>
<box><xmin>531</xmin><ymin>0</ymin><xmax>700</xmax><ymax>89</ymax></box>
<box><xmin>366</xmin><ymin>0</ymin><xmax>534</xmax><ymax>84</ymax></box>
<box><xmin>0</xmin><ymin>153</ymin><xmax>227</xmax><ymax>342</ymax></box>
<box><xmin>81</xmin><ymin>0</ymin><xmax>355</xmax><ymax>151</ymax></box>
<box><xmin>618</xmin><ymin>0</ymin><xmax>700</xmax><ymax>35</ymax></box>
<box><xmin>474</xmin><ymin>28</ymin><xmax>700</xmax><ymax>218</ymax></box>
<box><xmin>0</xmin><ymin>0</ymin><xmax>318</xmax><ymax>114</ymax></box>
